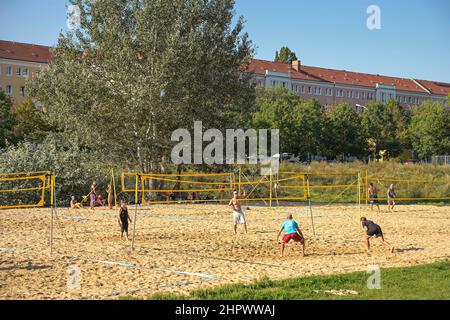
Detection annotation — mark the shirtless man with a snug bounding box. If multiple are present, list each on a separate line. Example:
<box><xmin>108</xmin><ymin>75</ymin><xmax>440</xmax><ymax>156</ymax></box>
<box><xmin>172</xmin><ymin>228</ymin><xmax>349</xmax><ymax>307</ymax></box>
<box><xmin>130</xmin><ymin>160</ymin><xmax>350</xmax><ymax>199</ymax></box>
<box><xmin>228</xmin><ymin>191</ymin><xmax>247</xmax><ymax>234</ymax></box>
<box><xmin>368</xmin><ymin>182</ymin><xmax>380</xmax><ymax>212</ymax></box>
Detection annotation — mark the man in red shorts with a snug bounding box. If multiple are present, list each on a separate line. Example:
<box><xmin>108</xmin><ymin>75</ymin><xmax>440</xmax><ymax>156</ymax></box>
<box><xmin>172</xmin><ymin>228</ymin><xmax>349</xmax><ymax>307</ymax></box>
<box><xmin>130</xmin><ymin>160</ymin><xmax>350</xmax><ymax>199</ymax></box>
<box><xmin>277</xmin><ymin>214</ymin><xmax>305</xmax><ymax>257</ymax></box>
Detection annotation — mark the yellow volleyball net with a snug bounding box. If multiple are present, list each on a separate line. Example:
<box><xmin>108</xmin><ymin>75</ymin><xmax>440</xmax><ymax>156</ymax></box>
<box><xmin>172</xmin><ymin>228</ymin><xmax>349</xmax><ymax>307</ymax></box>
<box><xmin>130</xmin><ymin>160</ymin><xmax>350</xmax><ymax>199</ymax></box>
<box><xmin>0</xmin><ymin>171</ymin><xmax>54</xmax><ymax>209</ymax></box>
<box><xmin>366</xmin><ymin>175</ymin><xmax>450</xmax><ymax>202</ymax></box>
<box><xmin>120</xmin><ymin>171</ymin><xmax>307</xmax><ymax>205</ymax></box>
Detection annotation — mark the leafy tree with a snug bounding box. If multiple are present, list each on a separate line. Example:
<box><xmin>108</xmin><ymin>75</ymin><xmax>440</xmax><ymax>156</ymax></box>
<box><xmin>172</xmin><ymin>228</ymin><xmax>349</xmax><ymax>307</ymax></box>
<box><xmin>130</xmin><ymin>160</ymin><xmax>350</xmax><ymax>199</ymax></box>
<box><xmin>361</xmin><ymin>100</ymin><xmax>410</xmax><ymax>157</ymax></box>
<box><xmin>274</xmin><ymin>46</ymin><xmax>297</xmax><ymax>64</ymax></box>
<box><xmin>12</xmin><ymin>98</ymin><xmax>51</xmax><ymax>141</ymax></box>
<box><xmin>0</xmin><ymin>90</ymin><xmax>16</xmax><ymax>149</ymax></box>
<box><xmin>409</xmin><ymin>100</ymin><xmax>450</xmax><ymax>158</ymax></box>
<box><xmin>252</xmin><ymin>87</ymin><xmax>325</xmax><ymax>160</ymax></box>
<box><xmin>28</xmin><ymin>0</ymin><xmax>255</xmax><ymax>173</ymax></box>
<box><xmin>325</xmin><ymin>103</ymin><xmax>367</xmax><ymax>158</ymax></box>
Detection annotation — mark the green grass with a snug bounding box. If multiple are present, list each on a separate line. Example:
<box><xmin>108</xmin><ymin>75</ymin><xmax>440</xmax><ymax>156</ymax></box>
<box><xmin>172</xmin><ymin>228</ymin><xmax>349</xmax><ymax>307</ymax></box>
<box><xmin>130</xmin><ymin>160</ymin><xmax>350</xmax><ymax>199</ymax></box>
<box><xmin>142</xmin><ymin>261</ymin><xmax>450</xmax><ymax>300</ymax></box>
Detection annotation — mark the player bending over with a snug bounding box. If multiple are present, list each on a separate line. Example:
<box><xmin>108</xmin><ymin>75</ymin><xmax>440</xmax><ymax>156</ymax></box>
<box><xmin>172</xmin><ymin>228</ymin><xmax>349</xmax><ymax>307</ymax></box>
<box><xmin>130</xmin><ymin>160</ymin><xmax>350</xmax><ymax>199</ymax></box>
<box><xmin>277</xmin><ymin>214</ymin><xmax>305</xmax><ymax>257</ymax></box>
<box><xmin>360</xmin><ymin>216</ymin><xmax>394</xmax><ymax>253</ymax></box>
<box><xmin>229</xmin><ymin>191</ymin><xmax>247</xmax><ymax>234</ymax></box>
<box><xmin>118</xmin><ymin>200</ymin><xmax>132</xmax><ymax>240</ymax></box>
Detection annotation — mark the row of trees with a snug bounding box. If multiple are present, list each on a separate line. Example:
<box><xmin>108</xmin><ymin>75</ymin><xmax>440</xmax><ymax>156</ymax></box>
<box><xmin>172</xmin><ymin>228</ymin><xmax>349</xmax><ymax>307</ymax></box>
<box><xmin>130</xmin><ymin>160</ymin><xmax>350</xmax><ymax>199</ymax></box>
<box><xmin>0</xmin><ymin>0</ymin><xmax>449</xmax><ymax>200</ymax></box>
<box><xmin>251</xmin><ymin>87</ymin><xmax>450</xmax><ymax>160</ymax></box>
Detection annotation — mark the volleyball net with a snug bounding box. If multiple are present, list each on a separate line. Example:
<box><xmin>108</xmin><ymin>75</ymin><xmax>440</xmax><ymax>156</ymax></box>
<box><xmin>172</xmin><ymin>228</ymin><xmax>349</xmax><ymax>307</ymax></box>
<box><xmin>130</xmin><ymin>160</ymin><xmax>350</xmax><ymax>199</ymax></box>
<box><xmin>366</xmin><ymin>175</ymin><xmax>450</xmax><ymax>202</ymax></box>
<box><xmin>120</xmin><ymin>169</ymin><xmax>449</xmax><ymax>206</ymax></box>
<box><xmin>121</xmin><ymin>171</ymin><xmax>307</xmax><ymax>205</ymax></box>
<box><xmin>0</xmin><ymin>171</ymin><xmax>55</xmax><ymax>209</ymax></box>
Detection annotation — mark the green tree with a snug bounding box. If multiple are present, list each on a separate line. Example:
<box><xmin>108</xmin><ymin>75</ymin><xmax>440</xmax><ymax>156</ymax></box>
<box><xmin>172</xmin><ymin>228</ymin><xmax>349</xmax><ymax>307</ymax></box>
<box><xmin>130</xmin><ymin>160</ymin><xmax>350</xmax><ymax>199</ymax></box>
<box><xmin>325</xmin><ymin>103</ymin><xmax>367</xmax><ymax>158</ymax></box>
<box><xmin>28</xmin><ymin>0</ymin><xmax>255</xmax><ymax>173</ymax></box>
<box><xmin>0</xmin><ymin>90</ymin><xmax>16</xmax><ymax>149</ymax></box>
<box><xmin>274</xmin><ymin>46</ymin><xmax>297</xmax><ymax>64</ymax></box>
<box><xmin>12</xmin><ymin>98</ymin><xmax>51</xmax><ymax>141</ymax></box>
<box><xmin>361</xmin><ymin>100</ymin><xmax>410</xmax><ymax>157</ymax></box>
<box><xmin>409</xmin><ymin>100</ymin><xmax>450</xmax><ymax>158</ymax></box>
<box><xmin>252</xmin><ymin>87</ymin><xmax>325</xmax><ymax>160</ymax></box>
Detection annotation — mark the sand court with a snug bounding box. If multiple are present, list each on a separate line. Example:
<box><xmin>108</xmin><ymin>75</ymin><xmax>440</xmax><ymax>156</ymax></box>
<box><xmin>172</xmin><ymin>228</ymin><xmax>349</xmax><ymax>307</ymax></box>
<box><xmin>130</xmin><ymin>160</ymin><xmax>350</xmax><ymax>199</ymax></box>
<box><xmin>0</xmin><ymin>203</ymin><xmax>449</xmax><ymax>299</ymax></box>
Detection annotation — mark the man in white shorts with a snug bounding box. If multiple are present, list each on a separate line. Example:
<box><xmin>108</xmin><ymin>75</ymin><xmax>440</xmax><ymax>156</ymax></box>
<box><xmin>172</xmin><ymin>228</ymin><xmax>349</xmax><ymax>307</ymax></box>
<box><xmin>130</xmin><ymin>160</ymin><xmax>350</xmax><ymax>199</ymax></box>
<box><xmin>229</xmin><ymin>191</ymin><xmax>247</xmax><ymax>234</ymax></box>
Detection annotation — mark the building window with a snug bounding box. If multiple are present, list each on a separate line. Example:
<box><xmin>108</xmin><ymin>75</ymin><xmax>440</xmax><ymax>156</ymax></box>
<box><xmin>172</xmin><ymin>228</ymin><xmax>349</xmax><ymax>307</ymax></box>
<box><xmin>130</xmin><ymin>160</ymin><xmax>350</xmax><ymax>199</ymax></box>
<box><xmin>20</xmin><ymin>86</ymin><xmax>25</xmax><ymax>97</ymax></box>
<box><xmin>22</xmin><ymin>68</ymin><xmax>28</xmax><ymax>77</ymax></box>
<box><xmin>5</xmin><ymin>85</ymin><xmax>12</xmax><ymax>95</ymax></box>
<box><xmin>6</xmin><ymin>66</ymin><xmax>12</xmax><ymax>76</ymax></box>
<box><xmin>300</xmin><ymin>86</ymin><xmax>305</xmax><ymax>93</ymax></box>
<box><xmin>308</xmin><ymin>86</ymin><xmax>312</xmax><ymax>94</ymax></box>
<box><xmin>16</xmin><ymin>67</ymin><xmax>22</xmax><ymax>76</ymax></box>
<box><xmin>408</xmin><ymin>97</ymin><xmax>411</xmax><ymax>104</ymax></box>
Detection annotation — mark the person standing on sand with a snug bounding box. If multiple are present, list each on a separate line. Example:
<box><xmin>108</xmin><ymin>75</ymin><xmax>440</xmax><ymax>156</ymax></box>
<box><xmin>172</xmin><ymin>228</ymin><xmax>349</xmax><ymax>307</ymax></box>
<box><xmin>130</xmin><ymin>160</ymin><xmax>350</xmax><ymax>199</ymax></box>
<box><xmin>90</xmin><ymin>181</ymin><xmax>97</xmax><ymax>210</ymax></box>
<box><xmin>360</xmin><ymin>216</ymin><xmax>394</xmax><ymax>253</ymax></box>
<box><xmin>228</xmin><ymin>191</ymin><xmax>247</xmax><ymax>234</ymax></box>
<box><xmin>387</xmin><ymin>184</ymin><xmax>396</xmax><ymax>211</ymax></box>
<box><xmin>106</xmin><ymin>184</ymin><xmax>113</xmax><ymax>209</ymax></box>
<box><xmin>277</xmin><ymin>214</ymin><xmax>305</xmax><ymax>257</ymax></box>
<box><xmin>368</xmin><ymin>182</ymin><xmax>380</xmax><ymax>212</ymax></box>
<box><xmin>118</xmin><ymin>200</ymin><xmax>132</xmax><ymax>240</ymax></box>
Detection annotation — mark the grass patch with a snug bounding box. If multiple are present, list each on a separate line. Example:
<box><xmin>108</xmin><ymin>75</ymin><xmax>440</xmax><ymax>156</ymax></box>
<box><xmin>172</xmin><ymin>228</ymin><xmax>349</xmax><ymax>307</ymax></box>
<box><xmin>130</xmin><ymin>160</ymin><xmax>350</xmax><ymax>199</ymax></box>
<box><xmin>146</xmin><ymin>261</ymin><xmax>450</xmax><ymax>300</ymax></box>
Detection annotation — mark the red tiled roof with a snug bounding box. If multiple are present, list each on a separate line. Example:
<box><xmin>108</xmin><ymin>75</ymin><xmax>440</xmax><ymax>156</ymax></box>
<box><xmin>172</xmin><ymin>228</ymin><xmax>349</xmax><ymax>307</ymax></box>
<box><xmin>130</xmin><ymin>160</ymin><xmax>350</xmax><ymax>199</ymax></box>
<box><xmin>248</xmin><ymin>59</ymin><xmax>323</xmax><ymax>82</ymax></box>
<box><xmin>248</xmin><ymin>59</ymin><xmax>450</xmax><ymax>96</ymax></box>
<box><xmin>0</xmin><ymin>40</ymin><xmax>52</xmax><ymax>63</ymax></box>
<box><xmin>414</xmin><ymin>79</ymin><xmax>450</xmax><ymax>95</ymax></box>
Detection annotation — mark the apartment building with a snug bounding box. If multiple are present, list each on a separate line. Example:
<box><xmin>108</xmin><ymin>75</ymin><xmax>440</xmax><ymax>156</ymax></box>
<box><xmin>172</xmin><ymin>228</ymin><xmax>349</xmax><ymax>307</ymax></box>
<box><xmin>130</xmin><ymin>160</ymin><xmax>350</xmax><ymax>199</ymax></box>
<box><xmin>0</xmin><ymin>40</ymin><xmax>52</xmax><ymax>106</ymax></box>
<box><xmin>248</xmin><ymin>59</ymin><xmax>450</xmax><ymax>112</ymax></box>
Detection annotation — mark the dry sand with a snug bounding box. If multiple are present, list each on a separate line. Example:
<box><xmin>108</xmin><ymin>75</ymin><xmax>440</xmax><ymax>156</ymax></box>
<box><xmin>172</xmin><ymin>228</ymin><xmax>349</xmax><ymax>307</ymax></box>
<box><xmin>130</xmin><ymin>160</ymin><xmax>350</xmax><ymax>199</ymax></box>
<box><xmin>0</xmin><ymin>203</ymin><xmax>449</xmax><ymax>299</ymax></box>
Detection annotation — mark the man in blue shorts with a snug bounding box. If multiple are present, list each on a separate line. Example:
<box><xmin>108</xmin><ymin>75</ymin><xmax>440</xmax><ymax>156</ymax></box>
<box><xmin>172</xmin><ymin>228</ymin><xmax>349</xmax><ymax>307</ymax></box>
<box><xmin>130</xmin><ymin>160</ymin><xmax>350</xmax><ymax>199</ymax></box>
<box><xmin>277</xmin><ymin>214</ymin><xmax>305</xmax><ymax>257</ymax></box>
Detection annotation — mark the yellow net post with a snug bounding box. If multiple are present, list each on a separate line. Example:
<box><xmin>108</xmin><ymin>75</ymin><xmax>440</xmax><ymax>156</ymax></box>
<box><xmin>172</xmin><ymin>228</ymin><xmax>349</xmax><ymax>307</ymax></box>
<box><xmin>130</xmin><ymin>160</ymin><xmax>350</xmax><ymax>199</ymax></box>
<box><xmin>111</xmin><ymin>168</ymin><xmax>118</xmax><ymax>209</ymax></box>
<box><xmin>238</xmin><ymin>167</ymin><xmax>241</xmax><ymax>195</ymax></box>
<box><xmin>50</xmin><ymin>174</ymin><xmax>55</xmax><ymax>256</ymax></box>
<box><xmin>365</xmin><ymin>169</ymin><xmax>369</xmax><ymax>206</ymax></box>
<box><xmin>131</xmin><ymin>173</ymin><xmax>139</xmax><ymax>251</ymax></box>
<box><xmin>306</xmin><ymin>174</ymin><xmax>316</xmax><ymax>236</ymax></box>
<box><xmin>269</xmin><ymin>167</ymin><xmax>273</xmax><ymax>208</ymax></box>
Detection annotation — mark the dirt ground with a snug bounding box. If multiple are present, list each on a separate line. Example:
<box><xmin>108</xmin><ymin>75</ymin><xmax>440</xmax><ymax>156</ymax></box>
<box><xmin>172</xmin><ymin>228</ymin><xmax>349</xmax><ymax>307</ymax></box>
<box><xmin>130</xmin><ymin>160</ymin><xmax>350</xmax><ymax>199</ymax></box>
<box><xmin>1</xmin><ymin>203</ymin><xmax>449</xmax><ymax>299</ymax></box>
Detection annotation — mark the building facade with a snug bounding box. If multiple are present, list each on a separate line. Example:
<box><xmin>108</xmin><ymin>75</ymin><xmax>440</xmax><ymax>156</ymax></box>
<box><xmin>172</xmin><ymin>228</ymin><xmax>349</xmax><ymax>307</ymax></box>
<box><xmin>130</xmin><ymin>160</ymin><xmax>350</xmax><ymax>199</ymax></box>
<box><xmin>248</xmin><ymin>59</ymin><xmax>450</xmax><ymax>112</ymax></box>
<box><xmin>0</xmin><ymin>40</ymin><xmax>52</xmax><ymax>106</ymax></box>
<box><xmin>1</xmin><ymin>40</ymin><xmax>449</xmax><ymax>111</ymax></box>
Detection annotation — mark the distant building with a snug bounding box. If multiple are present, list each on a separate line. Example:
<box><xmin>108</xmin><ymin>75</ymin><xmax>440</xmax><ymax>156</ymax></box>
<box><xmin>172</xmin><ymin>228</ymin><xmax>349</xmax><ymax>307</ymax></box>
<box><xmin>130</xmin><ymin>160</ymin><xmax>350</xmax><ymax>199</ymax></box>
<box><xmin>1</xmin><ymin>40</ymin><xmax>449</xmax><ymax>111</ymax></box>
<box><xmin>248</xmin><ymin>59</ymin><xmax>450</xmax><ymax>112</ymax></box>
<box><xmin>0</xmin><ymin>40</ymin><xmax>52</xmax><ymax>106</ymax></box>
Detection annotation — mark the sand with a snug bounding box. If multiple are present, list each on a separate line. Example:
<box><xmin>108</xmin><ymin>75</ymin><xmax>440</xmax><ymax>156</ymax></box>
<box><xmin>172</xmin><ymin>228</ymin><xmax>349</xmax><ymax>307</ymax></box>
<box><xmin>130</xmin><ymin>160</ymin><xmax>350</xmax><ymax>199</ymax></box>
<box><xmin>0</xmin><ymin>203</ymin><xmax>449</xmax><ymax>299</ymax></box>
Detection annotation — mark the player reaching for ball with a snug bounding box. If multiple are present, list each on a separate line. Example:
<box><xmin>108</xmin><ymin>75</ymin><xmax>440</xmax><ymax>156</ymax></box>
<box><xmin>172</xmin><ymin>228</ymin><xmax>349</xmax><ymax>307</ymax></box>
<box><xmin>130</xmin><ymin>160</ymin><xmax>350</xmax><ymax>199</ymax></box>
<box><xmin>360</xmin><ymin>216</ymin><xmax>394</xmax><ymax>253</ymax></box>
<box><xmin>277</xmin><ymin>214</ymin><xmax>305</xmax><ymax>257</ymax></box>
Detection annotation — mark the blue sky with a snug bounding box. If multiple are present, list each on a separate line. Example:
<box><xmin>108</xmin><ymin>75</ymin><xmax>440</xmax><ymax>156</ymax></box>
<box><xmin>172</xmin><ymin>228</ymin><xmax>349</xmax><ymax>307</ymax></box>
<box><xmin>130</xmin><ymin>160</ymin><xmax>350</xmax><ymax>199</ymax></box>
<box><xmin>0</xmin><ymin>0</ymin><xmax>449</xmax><ymax>82</ymax></box>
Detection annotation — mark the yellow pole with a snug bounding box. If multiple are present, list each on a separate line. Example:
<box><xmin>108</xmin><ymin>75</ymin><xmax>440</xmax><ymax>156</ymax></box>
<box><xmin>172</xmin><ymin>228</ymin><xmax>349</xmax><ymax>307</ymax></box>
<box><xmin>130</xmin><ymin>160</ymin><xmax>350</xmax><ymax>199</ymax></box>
<box><xmin>307</xmin><ymin>175</ymin><xmax>315</xmax><ymax>236</ymax></box>
<box><xmin>50</xmin><ymin>174</ymin><xmax>55</xmax><ymax>255</ymax></box>
<box><xmin>238</xmin><ymin>167</ymin><xmax>241</xmax><ymax>195</ymax></box>
<box><xmin>112</xmin><ymin>168</ymin><xmax>118</xmax><ymax>209</ymax></box>
<box><xmin>365</xmin><ymin>169</ymin><xmax>369</xmax><ymax>206</ymax></box>
<box><xmin>357</xmin><ymin>172</ymin><xmax>362</xmax><ymax>221</ymax></box>
<box><xmin>131</xmin><ymin>174</ymin><xmax>139</xmax><ymax>250</ymax></box>
<box><xmin>269</xmin><ymin>167</ymin><xmax>273</xmax><ymax>207</ymax></box>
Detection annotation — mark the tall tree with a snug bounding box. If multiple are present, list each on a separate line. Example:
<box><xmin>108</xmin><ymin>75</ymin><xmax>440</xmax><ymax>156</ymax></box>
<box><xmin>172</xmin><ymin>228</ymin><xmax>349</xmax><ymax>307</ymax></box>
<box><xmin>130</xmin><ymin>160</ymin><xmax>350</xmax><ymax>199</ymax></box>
<box><xmin>274</xmin><ymin>46</ymin><xmax>297</xmax><ymax>64</ymax></box>
<box><xmin>252</xmin><ymin>87</ymin><xmax>325</xmax><ymax>160</ymax></box>
<box><xmin>325</xmin><ymin>103</ymin><xmax>367</xmax><ymax>159</ymax></box>
<box><xmin>409</xmin><ymin>100</ymin><xmax>450</xmax><ymax>158</ymax></box>
<box><xmin>361</xmin><ymin>100</ymin><xmax>410</xmax><ymax>157</ymax></box>
<box><xmin>28</xmin><ymin>0</ymin><xmax>255</xmax><ymax>173</ymax></box>
<box><xmin>0</xmin><ymin>90</ymin><xmax>16</xmax><ymax>149</ymax></box>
